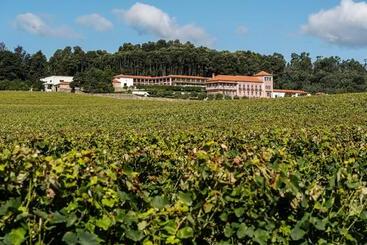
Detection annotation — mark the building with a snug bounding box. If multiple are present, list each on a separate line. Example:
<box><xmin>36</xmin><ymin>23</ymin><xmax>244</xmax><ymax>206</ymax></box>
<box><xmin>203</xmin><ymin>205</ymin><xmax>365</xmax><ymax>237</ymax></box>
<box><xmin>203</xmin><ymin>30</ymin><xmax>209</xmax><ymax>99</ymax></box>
<box><xmin>112</xmin><ymin>74</ymin><xmax>209</xmax><ymax>92</ymax></box>
<box><xmin>206</xmin><ymin>71</ymin><xmax>274</xmax><ymax>98</ymax></box>
<box><xmin>272</xmin><ymin>89</ymin><xmax>308</xmax><ymax>98</ymax></box>
<box><xmin>41</xmin><ymin>76</ymin><xmax>73</xmax><ymax>92</ymax></box>
<box><xmin>132</xmin><ymin>91</ymin><xmax>149</xmax><ymax>97</ymax></box>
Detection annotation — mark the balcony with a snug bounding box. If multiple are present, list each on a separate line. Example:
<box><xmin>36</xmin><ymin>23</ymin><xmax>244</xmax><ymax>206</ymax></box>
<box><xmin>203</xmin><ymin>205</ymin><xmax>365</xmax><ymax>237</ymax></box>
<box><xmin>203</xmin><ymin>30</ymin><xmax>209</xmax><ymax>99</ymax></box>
<box><xmin>206</xmin><ymin>86</ymin><xmax>236</xmax><ymax>91</ymax></box>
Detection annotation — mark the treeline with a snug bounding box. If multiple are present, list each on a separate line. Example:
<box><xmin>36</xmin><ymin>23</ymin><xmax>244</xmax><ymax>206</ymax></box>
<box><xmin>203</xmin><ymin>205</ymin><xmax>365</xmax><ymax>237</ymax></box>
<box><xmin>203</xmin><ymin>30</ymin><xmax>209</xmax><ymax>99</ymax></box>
<box><xmin>0</xmin><ymin>40</ymin><xmax>366</xmax><ymax>93</ymax></box>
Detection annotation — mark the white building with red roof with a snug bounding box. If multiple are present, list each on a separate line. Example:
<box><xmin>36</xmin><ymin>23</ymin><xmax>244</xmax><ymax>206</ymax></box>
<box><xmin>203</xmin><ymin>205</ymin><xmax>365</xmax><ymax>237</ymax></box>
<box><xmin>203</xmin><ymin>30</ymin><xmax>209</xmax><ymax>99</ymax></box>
<box><xmin>272</xmin><ymin>89</ymin><xmax>308</xmax><ymax>98</ymax></box>
<box><xmin>206</xmin><ymin>71</ymin><xmax>274</xmax><ymax>98</ymax></box>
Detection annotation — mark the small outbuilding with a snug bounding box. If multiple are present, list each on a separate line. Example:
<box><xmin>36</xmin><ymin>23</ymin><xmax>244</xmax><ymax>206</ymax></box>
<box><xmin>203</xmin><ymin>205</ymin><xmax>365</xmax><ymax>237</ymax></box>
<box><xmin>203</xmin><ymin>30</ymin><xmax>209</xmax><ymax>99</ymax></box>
<box><xmin>272</xmin><ymin>89</ymin><xmax>307</xmax><ymax>98</ymax></box>
<box><xmin>40</xmin><ymin>76</ymin><xmax>74</xmax><ymax>92</ymax></box>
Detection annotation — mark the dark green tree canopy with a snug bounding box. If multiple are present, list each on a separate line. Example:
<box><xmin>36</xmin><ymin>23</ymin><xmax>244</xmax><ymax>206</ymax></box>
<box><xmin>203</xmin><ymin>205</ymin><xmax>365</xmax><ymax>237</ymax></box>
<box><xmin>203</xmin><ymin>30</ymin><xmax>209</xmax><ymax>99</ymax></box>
<box><xmin>0</xmin><ymin>40</ymin><xmax>366</xmax><ymax>93</ymax></box>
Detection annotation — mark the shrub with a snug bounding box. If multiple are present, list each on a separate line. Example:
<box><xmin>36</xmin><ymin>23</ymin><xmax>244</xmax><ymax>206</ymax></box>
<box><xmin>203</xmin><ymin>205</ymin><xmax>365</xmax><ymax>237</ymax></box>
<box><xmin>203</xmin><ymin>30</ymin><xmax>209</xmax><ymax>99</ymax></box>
<box><xmin>215</xmin><ymin>93</ymin><xmax>224</xmax><ymax>100</ymax></box>
<box><xmin>0</xmin><ymin>80</ymin><xmax>32</xmax><ymax>91</ymax></box>
<box><xmin>197</xmin><ymin>94</ymin><xmax>207</xmax><ymax>100</ymax></box>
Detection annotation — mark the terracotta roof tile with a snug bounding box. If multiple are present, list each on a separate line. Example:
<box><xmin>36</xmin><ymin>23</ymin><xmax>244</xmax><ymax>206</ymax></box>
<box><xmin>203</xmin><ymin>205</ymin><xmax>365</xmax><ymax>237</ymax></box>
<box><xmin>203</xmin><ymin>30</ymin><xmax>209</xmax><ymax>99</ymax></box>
<box><xmin>168</xmin><ymin>75</ymin><xmax>209</xmax><ymax>80</ymax></box>
<box><xmin>208</xmin><ymin>75</ymin><xmax>263</xmax><ymax>83</ymax></box>
<box><xmin>255</xmin><ymin>71</ymin><xmax>272</xmax><ymax>76</ymax></box>
<box><xmin>273</xmin><ymin>89</ymin><xmax>307</xmax><ymax>94</ymax></box>
<box><xmin>113</xmin><ymin>74</ymin><xmax>210</xmax><ymax>80</ymax></box>
<box><xmin>114</xmin><ymin>75</ymin><xmax>153</xmax><ymax>79</ymax></box>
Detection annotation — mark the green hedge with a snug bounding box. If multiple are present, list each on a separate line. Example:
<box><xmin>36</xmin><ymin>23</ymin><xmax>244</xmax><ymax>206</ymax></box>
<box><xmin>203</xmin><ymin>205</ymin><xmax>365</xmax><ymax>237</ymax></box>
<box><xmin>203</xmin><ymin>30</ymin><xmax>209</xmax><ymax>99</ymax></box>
<box><xmin>0</xmin><ymin>80</ymin><xmax>29</xmax><ymax>91</ymax></box>
<box><xmin>136</xmin><ymin>85</ymin><xmax>205</xmax><ymax>93</ymax></box>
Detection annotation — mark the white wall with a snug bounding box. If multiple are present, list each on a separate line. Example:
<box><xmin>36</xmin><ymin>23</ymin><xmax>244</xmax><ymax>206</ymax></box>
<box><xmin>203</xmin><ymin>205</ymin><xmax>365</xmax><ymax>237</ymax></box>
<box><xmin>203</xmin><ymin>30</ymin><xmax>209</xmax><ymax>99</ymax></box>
<box><xmin>272</xmin><ymin>92</ymin><xmax>286</xmax><ymax>98</ymax></box>
<box><xmin>116</xmin><ymin>77</ymin><xmax>134</xmax><ymax>88</ymax></box>
<box><xmin>40</xmin><ymin>76</ymin><xmax>73</xmax><ymax>85</ymax></box>
<box><xmin>41</xmin><ymin>76</ymin><xmax>73</xmax><ymax>92</ymax></box>
<box><xmin>272</xmin><ymin>92</ymin><xmax>304</xmax><ymax>98</ymax></box>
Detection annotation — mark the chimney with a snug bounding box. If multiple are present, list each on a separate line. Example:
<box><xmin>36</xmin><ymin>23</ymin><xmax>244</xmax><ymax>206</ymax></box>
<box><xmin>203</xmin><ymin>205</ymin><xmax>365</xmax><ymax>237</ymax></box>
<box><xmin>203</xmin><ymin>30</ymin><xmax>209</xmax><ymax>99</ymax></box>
<box><xmin>212</xmin><ymin>73</ymin><xmax>215</xmax><ymax>78</ymax></box>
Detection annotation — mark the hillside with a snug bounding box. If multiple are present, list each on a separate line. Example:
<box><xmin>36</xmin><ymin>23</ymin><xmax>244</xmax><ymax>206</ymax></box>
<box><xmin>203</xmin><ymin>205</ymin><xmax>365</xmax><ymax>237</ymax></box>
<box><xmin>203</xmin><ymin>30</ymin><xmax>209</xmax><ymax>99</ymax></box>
<box><xmin>1</xmin><ymin>40</ymin><xmax>367</xmax><ymax>93</ymax></box>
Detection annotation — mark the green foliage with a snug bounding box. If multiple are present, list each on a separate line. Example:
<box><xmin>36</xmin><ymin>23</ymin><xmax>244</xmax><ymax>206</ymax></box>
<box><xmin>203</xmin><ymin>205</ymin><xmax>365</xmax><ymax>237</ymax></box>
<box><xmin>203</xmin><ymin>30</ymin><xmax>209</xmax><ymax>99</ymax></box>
<box><xmin>137</xmin><ymin>85</ymin><xmax>206</xmax><ymax>100</ymax></box>
<box><xmin>136</xmin><ymin>85</ymin><xmax>204</xmax><ymax>92</ymax></box>
<box><xmin>0</xmin><ymin>45</ymin><xmax>46</xmax><ymax>91</ymax></box>
<box><xmin>279</xmin><ymin>53</ymin><xmax>367</xmax><ymax>93</ymax></box>
<box><xmin>1</xmin><ymin>40</ymin><xmax>367</xmax><ymax>94</ymax></box>
<box><xmin>0</xmin><ymin>92</ymin><xmax>367</xmax><ymax>244</ymax></box>
<box><xmin>0</xmin><ymin>80</ymin><xmax>31</xmax><ymax>91</ymax></box>
<box><xmin>215</xmin><ymin>93</ymin><xmax>224</xmax><ymax>100</ymax></box>
<box><xmin>73</xmin><ymin>68</ymin><xmax>114</xmax><ymax>93</ymax></box>
<box><xmin>3</xmin><ymin>228</ymin><xmax>26</xmax><ymax>245</ymax></box>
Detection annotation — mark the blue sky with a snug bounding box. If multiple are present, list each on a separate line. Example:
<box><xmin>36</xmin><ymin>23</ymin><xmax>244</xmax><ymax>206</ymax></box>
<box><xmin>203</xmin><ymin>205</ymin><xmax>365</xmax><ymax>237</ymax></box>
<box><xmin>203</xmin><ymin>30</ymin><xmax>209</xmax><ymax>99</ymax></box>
<box><xmin>2</xmin><ymin>0</ymin><xmax>367</xmax><ymax>61</ymax></box>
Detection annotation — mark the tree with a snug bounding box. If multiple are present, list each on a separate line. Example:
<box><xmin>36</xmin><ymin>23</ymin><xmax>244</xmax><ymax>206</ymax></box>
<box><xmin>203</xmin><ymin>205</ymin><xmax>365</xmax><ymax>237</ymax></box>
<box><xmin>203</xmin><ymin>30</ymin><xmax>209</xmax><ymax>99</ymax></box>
<box><xmin>72</xmin><ymin>68</ymin><xmax>114</xmax><ymax>93</ymax></box>
<box><xmin>0</xmin><ymin>50</ymin><xmax>23</xmax><ymax>80</ymax></box>
<box><xmin>0</xmin><ymin>40</ymin><xmax>367</xmax><ymax>94</ymax></box>
<box><xmin>0</xmin><ymin>42</ymin><xmax>6</xmax><ymax>51</ymax></box>
<box><xmin>27</xmin><ymin>51</ymin><xmax>48</xmax><ymax>90</ymax></box>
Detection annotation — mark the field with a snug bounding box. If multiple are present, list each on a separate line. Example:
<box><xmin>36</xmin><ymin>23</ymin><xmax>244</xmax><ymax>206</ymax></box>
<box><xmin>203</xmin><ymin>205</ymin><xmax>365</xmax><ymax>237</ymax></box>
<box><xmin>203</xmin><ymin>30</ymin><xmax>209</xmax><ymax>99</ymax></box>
<box><xmin>0</xmin><ymin>92</ymin><xmax>366</xmax><ymax>244</ymax></box>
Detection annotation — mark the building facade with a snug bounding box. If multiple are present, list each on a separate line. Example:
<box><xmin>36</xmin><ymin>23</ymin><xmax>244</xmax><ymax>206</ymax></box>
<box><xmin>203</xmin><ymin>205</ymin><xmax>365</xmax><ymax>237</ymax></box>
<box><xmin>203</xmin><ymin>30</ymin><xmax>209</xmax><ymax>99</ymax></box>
<box><xmin>272</xmin><ymin>89</ymin><xmax>308</xmax><ymax>98</ymax></box>
<box><xmin>112</xmin><ymin>74</ymin><xmax>209</xmax><ymax>92</ymax></box>
<box><xmin>206</xmin><ymin>71</ymin><xmax>274</xmax><ymax>98</ymax></box>
<box><xmin>41</xmin><ymin>76</ymin><xmax>73</xmax><ymax>92</ymax></box>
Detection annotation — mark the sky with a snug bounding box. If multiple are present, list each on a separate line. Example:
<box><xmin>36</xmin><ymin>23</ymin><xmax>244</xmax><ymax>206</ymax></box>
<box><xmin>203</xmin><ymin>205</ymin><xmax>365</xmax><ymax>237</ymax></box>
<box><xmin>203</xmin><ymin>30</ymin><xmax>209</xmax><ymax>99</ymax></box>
<box><xmin>2</xmin><ymin>0</ymin><xmax>367</xmax><ymax>61</ymax></box>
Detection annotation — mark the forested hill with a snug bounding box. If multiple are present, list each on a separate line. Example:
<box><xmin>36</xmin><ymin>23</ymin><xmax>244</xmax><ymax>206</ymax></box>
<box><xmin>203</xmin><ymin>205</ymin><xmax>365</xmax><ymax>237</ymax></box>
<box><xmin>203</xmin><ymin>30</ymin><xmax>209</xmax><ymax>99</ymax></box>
<box><xmin>0</xmin><ymin>40</ymin><xmax>367</xmax><ymax>93</ymax></box>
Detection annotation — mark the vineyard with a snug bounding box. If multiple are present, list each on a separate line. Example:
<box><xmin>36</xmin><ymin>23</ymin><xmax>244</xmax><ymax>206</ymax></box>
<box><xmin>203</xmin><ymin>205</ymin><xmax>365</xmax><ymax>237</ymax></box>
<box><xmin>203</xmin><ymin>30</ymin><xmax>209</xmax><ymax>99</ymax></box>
<box><xmin>0</xmin><ymin>92</ymin><xmax>366</xmax><ymax>244</ymax></box>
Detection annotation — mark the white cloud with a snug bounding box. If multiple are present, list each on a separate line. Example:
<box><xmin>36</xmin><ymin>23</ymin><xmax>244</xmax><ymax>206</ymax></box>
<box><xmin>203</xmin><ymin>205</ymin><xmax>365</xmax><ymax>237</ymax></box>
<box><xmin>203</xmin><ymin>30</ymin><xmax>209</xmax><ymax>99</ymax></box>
<box><xmin>15</xmin><ymin>13</ymin><xmax>80</xmax><ymax>39</ymax></box>
<box><xmin>113</xmin><ymin>2</ymin><xmax>214</xmax><ymax>46</ymax></box>
<box><xmin>76</xmin><ymin>14</ymin><xmax>113</xmax><ymax>32</ymax></box>
<box><xmin>302</xmin><ymin>0</ymin><xmax>367</xmax><ymax>47</ymax></box>
<box><xmin>236</xmin><ymin>25</ymin><xmax>248</xmax><ymax>36</ymax></box>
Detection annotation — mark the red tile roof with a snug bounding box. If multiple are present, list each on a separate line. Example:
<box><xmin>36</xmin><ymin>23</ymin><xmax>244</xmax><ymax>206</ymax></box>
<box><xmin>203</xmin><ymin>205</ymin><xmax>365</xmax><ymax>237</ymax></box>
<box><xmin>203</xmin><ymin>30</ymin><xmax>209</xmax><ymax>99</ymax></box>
<box><xmin>114</xmin><ymin>74</ymin><xmax>153</xmax><ymax>79</ymax></box>
<box><xmin>168</xmin><ymin>75</ymin><xmax>209</xmax><ymax>80</ymax></box>
<box><xmin>208</xmin><ymin>75</ymin><xmax>263</xmax><ymax>83</ymax></box>
<box><xmin>113</xmin><ymin>74</ymin><xmax>209</xmax><ymax>80</ymax></box>
<box><xmin>273</xmin><ymin>89</ymin><xmax>307</xmax><ymax>94</ymax></box>
<box><xmin>255</xmin><ymin>71</ymin><xmax>272</xmax><ymax>76</ymax></box>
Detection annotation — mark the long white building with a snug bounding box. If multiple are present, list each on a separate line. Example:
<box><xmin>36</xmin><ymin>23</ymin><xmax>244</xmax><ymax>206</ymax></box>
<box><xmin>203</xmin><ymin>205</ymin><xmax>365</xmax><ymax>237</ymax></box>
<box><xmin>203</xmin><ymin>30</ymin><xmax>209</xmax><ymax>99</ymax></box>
<box><xmin>112</xmin><ymin>74</ymin><xmax>209</xmax><ymax>92</ymax></box>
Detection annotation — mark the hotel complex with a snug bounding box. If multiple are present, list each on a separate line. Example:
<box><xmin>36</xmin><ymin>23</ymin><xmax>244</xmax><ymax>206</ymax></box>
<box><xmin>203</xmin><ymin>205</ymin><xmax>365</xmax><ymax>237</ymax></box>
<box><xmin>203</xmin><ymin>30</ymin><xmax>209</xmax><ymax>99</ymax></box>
<box><xmin>113</xmin><ymin>71</ymin><xmax>277</xmax><ymax>98</ymax></box>
<box><xmin>41</xmin><ymin>71</ymin><xmax>307</xmax><ymax>98</ymax></box>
